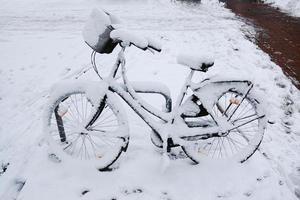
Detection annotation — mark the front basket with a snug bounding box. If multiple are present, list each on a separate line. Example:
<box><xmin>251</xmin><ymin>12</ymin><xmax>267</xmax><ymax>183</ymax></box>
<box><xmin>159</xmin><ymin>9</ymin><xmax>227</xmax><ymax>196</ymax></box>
<box><xmin>82</xmin><ymin>9</ymin><xmax>118</xmax><ymax>54</ymax></box>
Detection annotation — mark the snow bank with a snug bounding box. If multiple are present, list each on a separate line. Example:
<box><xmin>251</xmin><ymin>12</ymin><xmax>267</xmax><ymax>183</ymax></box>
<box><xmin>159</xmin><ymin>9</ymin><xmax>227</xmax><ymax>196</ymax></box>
<box><xmin>264</xmin><ymin>0</ymin><xmax>300</xmax><ymax>17</ymax></box>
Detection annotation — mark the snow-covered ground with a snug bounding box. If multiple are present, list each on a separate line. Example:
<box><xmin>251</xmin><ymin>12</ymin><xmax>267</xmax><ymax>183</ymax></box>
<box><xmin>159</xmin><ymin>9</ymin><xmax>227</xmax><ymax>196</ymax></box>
<box><xmin>0</xmin><ymin>0</ymin><xmax>300</xmax><ymax>199</ymax></box>
<box><xmin>264</xmin><ymin>0</ymin><xmax>300</xmax><ymax>17</ymax></box>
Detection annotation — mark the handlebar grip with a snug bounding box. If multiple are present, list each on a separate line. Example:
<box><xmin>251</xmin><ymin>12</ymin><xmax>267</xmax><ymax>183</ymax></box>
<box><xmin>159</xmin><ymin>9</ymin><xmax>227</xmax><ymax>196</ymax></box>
<box><xmin>148</xmin><ymin>44</ymin><xmax>161</xmax><ymax>52</ymax></box>
<box><xmin>131</xmin><ymin>43</ymin><xmax>161</xmax><ymax>52</ymax></box>
<box><xmin>147</xmin><ymin>37</ymin><xmax>162</xmax><ymax>52</ymax></box>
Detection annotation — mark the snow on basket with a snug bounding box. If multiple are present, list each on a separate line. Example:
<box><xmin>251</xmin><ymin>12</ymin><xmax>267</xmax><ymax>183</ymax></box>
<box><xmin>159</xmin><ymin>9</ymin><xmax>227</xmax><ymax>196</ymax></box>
<box><xmin>82</xmin><ymin>9</ymin><xmax>118</xmax><ymax>54</ymax></box>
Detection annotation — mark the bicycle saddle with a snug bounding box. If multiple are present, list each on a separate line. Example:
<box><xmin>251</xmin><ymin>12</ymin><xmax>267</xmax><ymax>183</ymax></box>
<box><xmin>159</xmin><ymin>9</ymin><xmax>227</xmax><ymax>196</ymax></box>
<box><xmin>110</xmin><ymin>28</ymin><xmax>161</xmax><ymax>52</ymax></box>
<box><xmin>177</xmin><ymin>54</ymin><xmax>214</xmax><ymax>72</ymax></box>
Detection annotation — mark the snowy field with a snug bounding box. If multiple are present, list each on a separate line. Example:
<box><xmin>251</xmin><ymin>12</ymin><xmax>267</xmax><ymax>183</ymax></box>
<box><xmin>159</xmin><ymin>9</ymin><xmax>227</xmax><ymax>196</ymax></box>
<box><xmin>1</xmin><ymin>0</ymin><xmax>300</xmax><ymax>199</ymax></box>
<box><xmin>264</xmin><ymin>0</ymin><xmax>300</xmax><ymax>17</ymax></box>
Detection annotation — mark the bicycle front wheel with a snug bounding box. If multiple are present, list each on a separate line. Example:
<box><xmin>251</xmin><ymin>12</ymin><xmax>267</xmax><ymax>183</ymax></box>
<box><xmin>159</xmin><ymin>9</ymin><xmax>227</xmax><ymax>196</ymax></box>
<box><xmin>44</xmin><ymin>86</ymin><xmax>129</xmax><ymax>170</ymax></box>
<box><xmin>182</xmin><ymin>90</ymin><xmax>265</xmax><ymax>163</ymax></box>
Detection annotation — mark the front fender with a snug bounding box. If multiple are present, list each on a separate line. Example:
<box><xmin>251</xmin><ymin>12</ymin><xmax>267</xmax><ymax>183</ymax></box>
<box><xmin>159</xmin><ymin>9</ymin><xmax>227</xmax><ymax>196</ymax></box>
<box><xmin>49</xmin><ymin>80</ymin><xmax>109</xmax><ymax>106</ymax></box>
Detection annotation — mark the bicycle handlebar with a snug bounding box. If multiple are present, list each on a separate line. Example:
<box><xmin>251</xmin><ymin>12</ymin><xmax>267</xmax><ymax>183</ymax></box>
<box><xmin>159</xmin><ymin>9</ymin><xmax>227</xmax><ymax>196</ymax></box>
<box><xmin>111</xmin><ymin>29</ymin><xmax>162</xmax><ymax>53</ymax></box>
<box><xmin>125</xmin><ymin>42</ymin><xmax>161</xmax><ymax>53</ymax></box>
<box><xmin>147</xmin><ymin>44</ymin><xmax>161</xmax><ymax>52</ymax></box>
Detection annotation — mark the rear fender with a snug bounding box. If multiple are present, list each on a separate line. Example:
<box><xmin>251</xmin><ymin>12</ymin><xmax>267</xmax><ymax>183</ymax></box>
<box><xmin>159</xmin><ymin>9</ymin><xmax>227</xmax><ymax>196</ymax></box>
<box><xmin>192</xmin><ymin>80</ymin><xmax>253</xmax><ymax>112</ymax></box>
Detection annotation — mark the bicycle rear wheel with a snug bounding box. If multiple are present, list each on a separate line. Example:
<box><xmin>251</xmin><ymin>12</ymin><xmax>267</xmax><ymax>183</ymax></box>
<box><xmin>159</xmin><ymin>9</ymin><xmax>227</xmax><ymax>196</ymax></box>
<box><xmin>44</xmin><ymin>87</ymin><xmax>129</xmax><ymax>170</ymax></box>
<box><xmin>182</xmin><ymin>90</ymin><xmax>265</xmax><ymax>163</ymax></box>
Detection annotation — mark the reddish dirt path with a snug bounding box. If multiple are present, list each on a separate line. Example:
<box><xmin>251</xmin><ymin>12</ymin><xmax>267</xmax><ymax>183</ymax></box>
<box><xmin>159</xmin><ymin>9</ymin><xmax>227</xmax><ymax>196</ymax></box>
<box><xmin>225</xmin><ymin>0</ymin><xmax>300</xmax><ymax>88</ymax></box>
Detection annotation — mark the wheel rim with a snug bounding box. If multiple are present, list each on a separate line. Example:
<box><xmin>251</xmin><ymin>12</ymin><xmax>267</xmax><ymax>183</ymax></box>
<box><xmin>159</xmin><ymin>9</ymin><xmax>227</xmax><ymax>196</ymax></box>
<box><xmin>183</xmin><ymin>91</ymin><xmax>263</xmax><ymax>161</ymax></box>
<box><xmin>48</xmin><ymin>92</ymin><xmax>124</xmax><ymax>161</ymax></box>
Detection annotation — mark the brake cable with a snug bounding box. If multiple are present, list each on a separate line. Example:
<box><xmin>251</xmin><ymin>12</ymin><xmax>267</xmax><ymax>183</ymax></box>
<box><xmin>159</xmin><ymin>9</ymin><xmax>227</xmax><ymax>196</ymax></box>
<box><xmin>91</xmin><ymin>50</ymin><xmax>103</xmax><ymax>80</ymax></box>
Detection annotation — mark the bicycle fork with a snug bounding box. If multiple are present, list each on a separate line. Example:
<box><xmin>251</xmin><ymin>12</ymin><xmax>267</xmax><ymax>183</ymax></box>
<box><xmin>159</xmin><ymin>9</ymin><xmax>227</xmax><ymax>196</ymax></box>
<box><xmin>54</xmin><ymin>96</ymin><xmax>109</xmax><ymax>143</ymax></box>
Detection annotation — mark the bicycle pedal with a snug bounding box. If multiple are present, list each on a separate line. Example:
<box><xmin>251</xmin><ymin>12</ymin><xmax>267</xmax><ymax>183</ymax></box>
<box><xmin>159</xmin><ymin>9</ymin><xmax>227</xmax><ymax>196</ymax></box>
<box><xmin>167</xmin><ymin>150</ymin><xmax>187</xmax><ymax>160</ymax></box>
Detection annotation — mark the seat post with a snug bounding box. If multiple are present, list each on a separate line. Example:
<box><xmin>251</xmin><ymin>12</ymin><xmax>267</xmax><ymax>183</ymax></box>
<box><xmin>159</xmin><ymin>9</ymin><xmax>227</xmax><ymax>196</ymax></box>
<box><xmin>174</xmin><ymin>69</ymin><xmax>195</xmax><ymax>109</ymax></box>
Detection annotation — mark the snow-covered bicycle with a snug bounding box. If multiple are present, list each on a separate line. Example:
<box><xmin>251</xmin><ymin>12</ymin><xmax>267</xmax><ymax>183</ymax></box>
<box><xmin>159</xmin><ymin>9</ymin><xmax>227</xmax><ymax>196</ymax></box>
<box><xmin>44</xmin><ymin>9</ymin><xmax>266</xmax><ymax>171</ymax></box>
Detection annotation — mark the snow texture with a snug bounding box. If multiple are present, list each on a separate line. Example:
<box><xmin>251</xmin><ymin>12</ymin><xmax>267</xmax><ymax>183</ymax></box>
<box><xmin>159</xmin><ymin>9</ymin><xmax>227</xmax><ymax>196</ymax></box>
<box><xmin>1</xmin><ymin>0</ymin><xmax>300</xmax><ymax>199</ymax></box>
<box><xmin>194</xmin><ymin>81</ymin><xmax>252</xmax><ymax>113</ymax></box>
<box><xmin>48</xmin><ymin>80</ymin><xmax>108</xmax><ymax>107</ymax></box>
<box><xmin>128</xmin><ymin>81</ymin><xmax>171</xmax><ymax>98</ymax></box>
<box><xmin>264</xmin><ymin>0</ymin><xmax>300</xmax><ymax>17</ymax></box>
<box><xmin>147</xmin><ymin>37</ymin><xmax>162</xmax><ymax>52</ymax></box>
<box><xmin>110</xmin><ymin>29</ymin><xmax>149</xmax><ymax>49</ymax></box>
<box><xmin>45</xmin><ymin>81</ymin><xmax>129</xmax><ymax>170</ymax></box>
<box><xmin>82</xmin><ymin>8</ymin><xmax>111</xmax><ymax>47</ymax></box>
<box><xmin>177</xmin><ymin>53</ymin><xmax>214</xmax><ymax>70</ymax></box>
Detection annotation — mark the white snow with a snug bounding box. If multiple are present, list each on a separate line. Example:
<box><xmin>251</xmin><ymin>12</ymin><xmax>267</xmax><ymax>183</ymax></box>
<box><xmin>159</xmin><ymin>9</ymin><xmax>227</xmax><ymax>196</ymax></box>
<box><xmin>1</xmin><ymin>0</ymin><xmax>300</xmax><ymax>200</ymax></box>
<box><xmin>48</xmin><ymin>80</ymin><xmax>109</xmax><ymax>107</ymax></box>
<box><xmin>147</xmin><ymin>37</ymin><xmax>162</xmax><ymax>52</ymax></box>
<box><xmin>128</xmin><ymin>81</ymin><xmax>171</xmax><ymax>98</ymax></box>
<box><xmin>82</xmin><ymin>8</ymin><xmax>111</xmax><ymax>47</ymax></box>
<box><xmin>264</xmin><ymin>0</ymin><xmax>300</xmax><ymax>17</ymax></box>
<box><xmin>193</xmin><ymin>81</ymin><xmax>250</xmax><ymax>113</ymax></box>
<box><xmin>44</xmin><ymin>80</ymin><xmax>129</xmax><ymax>170</ymax></box>
<box><xmin>110</xmin><ymin>29</ymin><xmax>149</xmax><ymax>50</ymax></box>
<box><xmin>177</xmin><ymin>53</ymin><xmax>214</xmax><ymax>70</ymax></box>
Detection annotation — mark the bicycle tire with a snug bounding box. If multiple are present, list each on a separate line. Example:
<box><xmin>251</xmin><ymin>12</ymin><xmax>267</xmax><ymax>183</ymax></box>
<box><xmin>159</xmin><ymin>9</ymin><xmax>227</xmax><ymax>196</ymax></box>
<box><xmin>181</xmin><ymin>90</ymin><xmax>265</xmax><ymax>163</ymax></box>
<box><xmin>44</xmin><ymin>87</ymin><xmax>129</xmax><ymax>170</ymax></box>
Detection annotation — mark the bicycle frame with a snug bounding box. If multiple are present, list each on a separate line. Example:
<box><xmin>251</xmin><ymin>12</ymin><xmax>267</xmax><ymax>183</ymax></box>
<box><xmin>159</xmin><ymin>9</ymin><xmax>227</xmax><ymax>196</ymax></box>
<box><xmin>86</xmin><ymin>45</ymin><xmax>264</xmax><ymax>148</ymax></box>
<box><xmin>88</xmin><ymin>45</ymin><xmax>197</xmax><ymax>142</ymax></box>
<box><xmin>48</xmin><ymin>25</ymin><xmax>266</xmax><ymax>166</ymax></box>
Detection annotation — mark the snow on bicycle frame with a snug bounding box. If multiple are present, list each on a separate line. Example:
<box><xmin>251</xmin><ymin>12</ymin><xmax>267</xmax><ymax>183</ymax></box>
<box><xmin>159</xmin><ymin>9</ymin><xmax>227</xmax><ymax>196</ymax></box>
<box><xmin>44</xmin><ymin>9</ymin><xmax>267</xmax><ymax>171</ymax></box>
<box><xmin>83</xmin><ymin>9</ymin><xmax>161</xmax><ymax>54</ymax></box>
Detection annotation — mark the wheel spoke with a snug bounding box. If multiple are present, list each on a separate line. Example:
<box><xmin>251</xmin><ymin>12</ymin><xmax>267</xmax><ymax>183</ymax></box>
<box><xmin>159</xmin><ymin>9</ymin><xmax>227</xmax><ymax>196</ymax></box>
<box><xmin>183</xmin><ymin>90</ymin><xmax>264</xmax><ymax>162</ymax></box>
<box><xmin>47</xmin><ymin>91</ymin><xmax>126</xmax><ymax>167</ymax></box>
